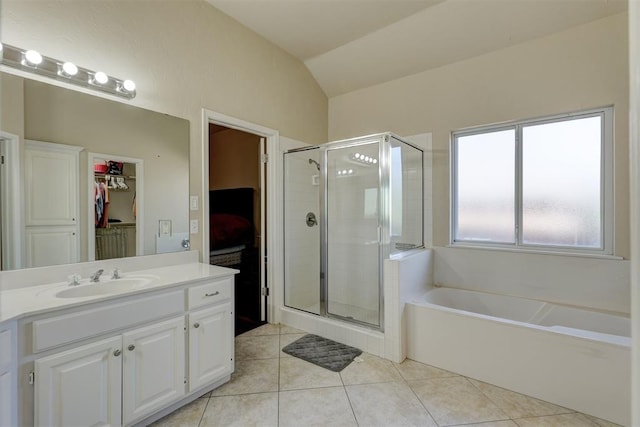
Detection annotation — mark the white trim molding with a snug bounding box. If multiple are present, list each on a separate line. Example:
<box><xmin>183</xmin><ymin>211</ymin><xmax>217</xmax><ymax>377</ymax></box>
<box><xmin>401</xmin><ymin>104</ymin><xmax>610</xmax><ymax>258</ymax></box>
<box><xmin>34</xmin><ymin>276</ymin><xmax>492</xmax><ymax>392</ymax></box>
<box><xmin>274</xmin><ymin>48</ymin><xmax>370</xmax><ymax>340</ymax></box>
<box><xmin>201</xmin><ymin>109</ymin><xmax>280</xmax><ymax>324</ymax></box>
<box><xmin>629</xmin><ymin>1</ymin><xmax>640</xmax><ymax>424</ymax></box>
<box><xmin>0</xmin><ymin>131</ymin><xmax>23</xmax><ymax>269</ymax></box>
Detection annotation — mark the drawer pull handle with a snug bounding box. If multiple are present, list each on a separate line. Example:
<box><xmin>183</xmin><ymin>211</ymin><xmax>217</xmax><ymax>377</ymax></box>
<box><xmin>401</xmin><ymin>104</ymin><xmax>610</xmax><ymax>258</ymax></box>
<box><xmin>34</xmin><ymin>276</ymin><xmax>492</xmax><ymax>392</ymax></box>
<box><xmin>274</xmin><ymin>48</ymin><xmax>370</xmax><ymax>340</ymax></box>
<box><xmin>113</xmin><ymin>349</ymin><xmax>121</xmax><ymax>357</ymax></box>
<box><xmin>205</xmin><ymin>291</ymin><xmax>220</xmax><ymax>297</ymax></box>
<box><xmin>194</xmin><ymin>322</ymin><xmax>200</xmax><ymax>328</ymax></box>
<box><xmin>128</xmin><ymin>344</ymin><xmax>135</xmax><ymax>351</ymax></box>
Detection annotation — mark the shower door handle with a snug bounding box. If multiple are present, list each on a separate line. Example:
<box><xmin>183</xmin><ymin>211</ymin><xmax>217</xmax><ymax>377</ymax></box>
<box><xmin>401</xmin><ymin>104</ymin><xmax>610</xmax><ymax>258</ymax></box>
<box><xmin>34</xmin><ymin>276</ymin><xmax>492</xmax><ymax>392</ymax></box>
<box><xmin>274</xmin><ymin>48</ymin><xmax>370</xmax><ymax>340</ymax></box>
<box><xmin>306</xmin><ymin>212</ymin><xmax>318</xmax><ymax>227</ymax></box>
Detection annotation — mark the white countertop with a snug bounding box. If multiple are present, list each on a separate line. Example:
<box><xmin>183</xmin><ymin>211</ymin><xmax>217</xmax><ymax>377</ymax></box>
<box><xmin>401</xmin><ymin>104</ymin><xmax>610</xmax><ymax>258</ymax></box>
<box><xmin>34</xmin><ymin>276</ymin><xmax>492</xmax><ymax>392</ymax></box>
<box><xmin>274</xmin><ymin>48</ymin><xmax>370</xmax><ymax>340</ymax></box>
<box><xmin>0</xmin><ymin>263</ymin><xmax>238</xmax><ymax>323</ymax></box>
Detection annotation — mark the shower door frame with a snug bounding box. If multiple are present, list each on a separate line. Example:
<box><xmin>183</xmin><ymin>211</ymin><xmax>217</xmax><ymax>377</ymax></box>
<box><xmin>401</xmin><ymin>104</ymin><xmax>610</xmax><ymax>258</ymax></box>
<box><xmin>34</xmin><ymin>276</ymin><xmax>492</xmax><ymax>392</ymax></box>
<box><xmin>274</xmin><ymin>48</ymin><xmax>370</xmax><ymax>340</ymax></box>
<box><xmin>284</xmin><ymin>133</ymin><xmax>396</xmax><ymax>331</ymax></box>
<box><xmin>320</xmin><ymin>136</ymin><xmax>389</xmax><ymax>331</ymax></box>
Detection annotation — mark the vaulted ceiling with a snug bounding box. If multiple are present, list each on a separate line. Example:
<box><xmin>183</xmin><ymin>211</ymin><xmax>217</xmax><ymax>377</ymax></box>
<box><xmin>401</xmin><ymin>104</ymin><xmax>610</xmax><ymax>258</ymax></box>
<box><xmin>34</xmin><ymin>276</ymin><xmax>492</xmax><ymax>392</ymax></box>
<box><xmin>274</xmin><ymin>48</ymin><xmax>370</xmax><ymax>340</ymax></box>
<box><xmin>207</xmin><ymin>0</ymin><xmax>627</xmax><ymax>98</ymax></box>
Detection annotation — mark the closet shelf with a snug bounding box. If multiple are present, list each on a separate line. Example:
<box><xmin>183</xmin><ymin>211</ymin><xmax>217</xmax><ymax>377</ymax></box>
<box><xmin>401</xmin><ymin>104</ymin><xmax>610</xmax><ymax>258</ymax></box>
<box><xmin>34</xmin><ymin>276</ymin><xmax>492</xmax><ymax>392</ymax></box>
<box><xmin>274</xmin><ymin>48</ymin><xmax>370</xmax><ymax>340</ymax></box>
<box><xmin>95</xmin><ymin>173</ymin><xmax>136</xmax><ymax>180</ymax></box>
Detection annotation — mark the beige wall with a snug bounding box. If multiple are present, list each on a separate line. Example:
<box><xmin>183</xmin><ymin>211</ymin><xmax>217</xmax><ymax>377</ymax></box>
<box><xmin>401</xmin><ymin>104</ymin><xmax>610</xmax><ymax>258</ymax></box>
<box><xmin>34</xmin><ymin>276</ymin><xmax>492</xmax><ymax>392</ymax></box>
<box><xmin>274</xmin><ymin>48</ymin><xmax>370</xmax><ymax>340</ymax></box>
<box><xmin>328</xmin><ymin>13</ymin><xmax>630</xmax><ymax>258</ymax></box>
<box><xmin>1</xmin><ymin>0</ymin><xmax>328</xmax><ymax>257</ymax></box>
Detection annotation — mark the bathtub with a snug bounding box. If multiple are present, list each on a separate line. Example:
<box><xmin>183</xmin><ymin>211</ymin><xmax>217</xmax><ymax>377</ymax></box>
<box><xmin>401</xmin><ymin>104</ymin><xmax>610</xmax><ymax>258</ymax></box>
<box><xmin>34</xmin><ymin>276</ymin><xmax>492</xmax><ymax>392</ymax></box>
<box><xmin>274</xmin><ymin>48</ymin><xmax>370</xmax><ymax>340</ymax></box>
<box><xmin>406</xmin><ymin>287</ymin><xmax>630</xmax><ymax>425</ymax></box>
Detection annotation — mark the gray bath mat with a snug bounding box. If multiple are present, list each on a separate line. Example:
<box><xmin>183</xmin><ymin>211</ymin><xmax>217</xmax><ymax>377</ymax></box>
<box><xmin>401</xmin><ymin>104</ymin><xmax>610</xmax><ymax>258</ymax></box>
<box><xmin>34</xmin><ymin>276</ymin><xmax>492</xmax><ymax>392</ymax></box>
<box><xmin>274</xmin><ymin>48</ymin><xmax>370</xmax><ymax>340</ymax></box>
<box><xmin>282</xmin><ymin>334</ymin><xmax>362</xmax><ymax>372</ymax></box>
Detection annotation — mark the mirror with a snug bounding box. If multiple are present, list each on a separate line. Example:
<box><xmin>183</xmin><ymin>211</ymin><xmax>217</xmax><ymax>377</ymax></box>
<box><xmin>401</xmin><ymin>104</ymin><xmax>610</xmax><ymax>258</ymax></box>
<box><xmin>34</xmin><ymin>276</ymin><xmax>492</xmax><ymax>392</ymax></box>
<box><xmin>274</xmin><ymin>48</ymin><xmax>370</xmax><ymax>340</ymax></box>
<box><xmin>0</xmin><ymin>72</ymin><xmax>190</xmax><ymax>270</ymax></box>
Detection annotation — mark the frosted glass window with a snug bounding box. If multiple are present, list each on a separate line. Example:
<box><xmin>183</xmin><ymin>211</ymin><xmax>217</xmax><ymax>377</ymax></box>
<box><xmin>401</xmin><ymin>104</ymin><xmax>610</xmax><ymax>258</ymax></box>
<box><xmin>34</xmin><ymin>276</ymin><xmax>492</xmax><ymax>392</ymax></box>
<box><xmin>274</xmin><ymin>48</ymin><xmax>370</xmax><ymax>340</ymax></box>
<box><xmin>454</xmin><ymin>129</ymin><xmax>515</xmax><ymax>243</ymax></box>
<box><xmin>522</xmin><ymin>117</ymin><xmax>602</xmax><ymax>247</ymax></box>
<box><xmin>451</xmin><ymin>107</ymin><xmax>612</xmax><ymax>255</ymax></box>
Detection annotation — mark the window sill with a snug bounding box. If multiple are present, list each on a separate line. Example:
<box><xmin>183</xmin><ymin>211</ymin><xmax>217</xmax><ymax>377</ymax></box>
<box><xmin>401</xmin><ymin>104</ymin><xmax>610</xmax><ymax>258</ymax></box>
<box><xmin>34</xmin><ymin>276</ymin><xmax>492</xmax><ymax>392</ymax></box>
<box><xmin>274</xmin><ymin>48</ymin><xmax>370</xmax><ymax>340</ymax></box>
<box><xmin>446</xmin><ymin>243</ymin><xmax>624</xmax><ymax>261</ymax></box>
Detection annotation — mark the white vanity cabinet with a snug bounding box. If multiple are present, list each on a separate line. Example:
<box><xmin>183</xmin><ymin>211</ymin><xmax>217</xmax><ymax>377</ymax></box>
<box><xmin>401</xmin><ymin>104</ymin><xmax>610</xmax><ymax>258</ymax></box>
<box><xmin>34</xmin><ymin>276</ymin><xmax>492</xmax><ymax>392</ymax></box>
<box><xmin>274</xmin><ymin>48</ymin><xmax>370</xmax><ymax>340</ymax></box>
<box><xmin>187</xmin><ymin>277</ymin><xmax>234</xmax><ymax>391</ymax></box>
<box><xmin>34</xmin><ymin>317</ymin><xmax>185</xmax><ymax>427</ymax></box>
<box><xmin>0</xmin><ymin>321</ymin><xmax>17</xmax><ymax>427</ymax></box>
<box><xmin>15</xmin><ymin>268</ymin><xmax>236</xmax><ymax>427</ymax></box>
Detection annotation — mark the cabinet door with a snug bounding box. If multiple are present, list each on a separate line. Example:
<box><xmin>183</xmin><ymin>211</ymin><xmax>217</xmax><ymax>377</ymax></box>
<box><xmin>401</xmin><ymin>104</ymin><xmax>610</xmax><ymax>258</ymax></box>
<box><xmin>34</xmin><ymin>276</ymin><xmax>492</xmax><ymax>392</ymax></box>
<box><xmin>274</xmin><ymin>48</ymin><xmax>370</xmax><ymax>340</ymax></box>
<box><xmin>122</xmin><ymin>316</ymin><xmax>185</xmax><ymax>425</ymax></box>
<box><xmin>25</xmin><ymin>226</ymin><xmax>78</xmax><ymax>268</ymax></box>
<box><xmin>0</xmin><ymin>371</ymin><xmax>13</xmax><ymax>427</ymax></box>
<box><xmin>188</xmin><ymin>303</ymin><xmax>232</xmax><ymax>391</ymax></box>
<box><xmin>34</xmin><ymin>336</ymin><xmax>122</xmax><ymax>427</ymax></box>
<box><xmin>24</xmin><ymin>145</ymin><xmax>79</xmax><ymax>226</ymax></box>
<box><xmin>0</xmin><ymin>325</ymin><xmax>15</xmax><ymax>427</ymax></box>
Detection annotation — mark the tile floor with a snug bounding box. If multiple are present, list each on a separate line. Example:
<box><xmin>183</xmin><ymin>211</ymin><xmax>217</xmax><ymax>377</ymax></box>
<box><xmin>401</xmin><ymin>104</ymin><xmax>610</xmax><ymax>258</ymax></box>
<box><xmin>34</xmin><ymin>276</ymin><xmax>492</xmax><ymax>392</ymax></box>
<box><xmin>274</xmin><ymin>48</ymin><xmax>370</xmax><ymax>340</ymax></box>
<box><xmin>151</xmin><ymin>323</ymin><xmax>620</xmax><ymax>427</ymax></box>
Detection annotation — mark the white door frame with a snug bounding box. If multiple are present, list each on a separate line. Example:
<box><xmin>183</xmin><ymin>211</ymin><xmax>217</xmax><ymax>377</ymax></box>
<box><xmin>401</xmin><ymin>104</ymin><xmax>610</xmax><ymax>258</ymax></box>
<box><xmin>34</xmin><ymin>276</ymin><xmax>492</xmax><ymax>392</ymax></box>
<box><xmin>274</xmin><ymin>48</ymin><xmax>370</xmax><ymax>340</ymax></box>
<box><xmin>87</xmin><ymin>152</ymin><xmax>144</xmax><ymax>261</ymax></box>
<box><xmin>0</xmin><ymin>131</ymin><xmax>23</xmax><ymax>269</ymax></box>
<box><xmin>202</xmin><ymin>110</ymin><xmax>280</xmax><ymax>323</ymax></box>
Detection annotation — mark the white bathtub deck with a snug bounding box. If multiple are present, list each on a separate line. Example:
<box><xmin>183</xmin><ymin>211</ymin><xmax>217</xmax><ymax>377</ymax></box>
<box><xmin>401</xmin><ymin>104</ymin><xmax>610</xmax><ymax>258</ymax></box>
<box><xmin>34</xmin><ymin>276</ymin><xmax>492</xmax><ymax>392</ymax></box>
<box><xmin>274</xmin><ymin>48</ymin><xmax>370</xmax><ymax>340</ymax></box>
<box><xmin>407</xmin><ymin>291</ymin><xmax>630</xmax><ymax>426</ymax></box>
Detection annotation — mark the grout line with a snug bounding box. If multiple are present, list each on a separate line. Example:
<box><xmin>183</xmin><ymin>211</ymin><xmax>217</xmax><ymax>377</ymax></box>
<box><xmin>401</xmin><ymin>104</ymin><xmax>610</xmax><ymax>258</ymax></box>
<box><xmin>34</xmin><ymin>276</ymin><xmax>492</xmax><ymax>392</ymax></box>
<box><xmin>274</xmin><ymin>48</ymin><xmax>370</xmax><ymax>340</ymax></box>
<box><xmin>342</xmin><ymin>381</ymin><xmax>360</xmax><ymax>426</ymax></box>
<box><xmin>196</xmin><ymin>393</ymin><xmax>211</xmax><ymax>427</ymax></box>
<box><xmin>404</xmin><ymin>375</ymin><xmax>443</xmax><ymax>427</ymax></box>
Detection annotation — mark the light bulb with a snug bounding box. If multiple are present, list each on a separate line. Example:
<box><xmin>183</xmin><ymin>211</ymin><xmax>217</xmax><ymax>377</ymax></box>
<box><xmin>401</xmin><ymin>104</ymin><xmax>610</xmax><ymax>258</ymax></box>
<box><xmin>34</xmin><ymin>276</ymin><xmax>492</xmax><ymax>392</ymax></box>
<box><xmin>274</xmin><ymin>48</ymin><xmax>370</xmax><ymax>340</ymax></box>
<box><xmin>123</xmin><ymin>80</ymin><xmax>136</xmax><ymax>92</ymax></box>
<box><xmin>62</xmin><ymin>62</ymin><xmax>78</xmax><ymax>76</ymax></box>
<box><xmin>348</xmin><ymin>169</ymin><xmax>353</xmax><ymax>174</ymax></box>
<box><xmin>373</xmin><ymin>159</ymin><xmax>378</xmax><ymax>164</ymax></box>
<box><xmin>355</xmin><ymin>153</ymin><xmax>360</xmax><ymax>159</ymax></box>
<box><xmin>24</xmin><ymin>50</ymin><xmax>43</xmax><ymax>65</ymax></box>
<box><xmin>94</xmin><ymin>71</ymin><xmax>108</xmax><ymax>84</ymax></box>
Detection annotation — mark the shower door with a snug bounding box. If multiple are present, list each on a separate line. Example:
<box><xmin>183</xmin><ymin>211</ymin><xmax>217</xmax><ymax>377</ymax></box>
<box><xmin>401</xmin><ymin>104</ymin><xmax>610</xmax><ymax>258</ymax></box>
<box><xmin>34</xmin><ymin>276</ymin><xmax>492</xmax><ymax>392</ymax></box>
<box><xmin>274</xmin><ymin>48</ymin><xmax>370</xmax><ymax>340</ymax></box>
<box><xmin>325</xmin><ymin>141</ymin><xmax>381</xmax><ymax>327</ymax></box>
<box><xmin>284</xmin><ymin>148</ymin><xmax>321</xmax><ymax>314</ymax></box>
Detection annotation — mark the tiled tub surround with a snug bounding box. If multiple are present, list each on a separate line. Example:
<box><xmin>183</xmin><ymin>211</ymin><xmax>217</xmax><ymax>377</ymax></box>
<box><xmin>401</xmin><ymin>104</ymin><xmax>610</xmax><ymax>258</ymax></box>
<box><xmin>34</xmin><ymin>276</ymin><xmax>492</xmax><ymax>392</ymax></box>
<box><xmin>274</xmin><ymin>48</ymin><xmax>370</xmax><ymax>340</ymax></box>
<box><xmin>151</xmin><ymin>323</ymin><xmax>620</xmax><ymax>427</ymax></box>
<box><xmin>407</xmin><ymin>287</ymin><xmax>630</xmax><ymax>426</ymax></box>
<box><xmin>0</xmin><ymin>252</ymin><xmax>238</xmax><ymax>426</ymax></box>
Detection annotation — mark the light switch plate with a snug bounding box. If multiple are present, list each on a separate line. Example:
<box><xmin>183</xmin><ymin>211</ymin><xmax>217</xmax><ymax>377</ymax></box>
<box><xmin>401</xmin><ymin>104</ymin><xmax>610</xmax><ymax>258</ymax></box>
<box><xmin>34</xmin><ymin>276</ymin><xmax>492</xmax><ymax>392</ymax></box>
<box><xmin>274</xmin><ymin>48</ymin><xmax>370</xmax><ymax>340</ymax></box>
<box><xmin>190</xmin><ymin>196</ymin><xmax>199</xmax><ymax>211</ymax></box>
<box><xmin>159</xmin><ymin>220</ymin><xmax>172</xmax><ymax>237</ymax></box>
<box><xmin>190</xmin><ymin>219</ymin><xmax>199</xmax><ymax>234</ymax></box>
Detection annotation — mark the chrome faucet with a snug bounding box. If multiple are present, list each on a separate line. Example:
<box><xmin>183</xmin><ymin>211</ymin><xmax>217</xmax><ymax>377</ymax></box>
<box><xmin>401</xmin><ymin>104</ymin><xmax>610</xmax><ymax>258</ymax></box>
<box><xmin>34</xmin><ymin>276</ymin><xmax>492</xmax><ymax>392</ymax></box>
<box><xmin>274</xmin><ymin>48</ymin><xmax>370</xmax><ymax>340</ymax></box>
<box><xmin>111</xmin><ymin>268</ymin><xmax>121</xmax><ymax>280</ymax></box>
<box><xmin>90</xmin><ymin>269</ymin><xmax>104</xmax><ymax>283</ymax></box>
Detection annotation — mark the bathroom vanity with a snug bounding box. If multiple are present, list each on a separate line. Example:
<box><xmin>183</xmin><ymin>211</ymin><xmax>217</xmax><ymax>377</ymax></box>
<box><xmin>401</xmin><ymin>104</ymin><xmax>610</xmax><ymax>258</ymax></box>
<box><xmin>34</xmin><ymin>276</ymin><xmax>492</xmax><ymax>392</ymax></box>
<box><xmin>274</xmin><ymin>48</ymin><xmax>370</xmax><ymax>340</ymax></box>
<box><xmin>0</xmin><ymin>252</ymin><xmax>236</xmax><ymax>427</ymax></box>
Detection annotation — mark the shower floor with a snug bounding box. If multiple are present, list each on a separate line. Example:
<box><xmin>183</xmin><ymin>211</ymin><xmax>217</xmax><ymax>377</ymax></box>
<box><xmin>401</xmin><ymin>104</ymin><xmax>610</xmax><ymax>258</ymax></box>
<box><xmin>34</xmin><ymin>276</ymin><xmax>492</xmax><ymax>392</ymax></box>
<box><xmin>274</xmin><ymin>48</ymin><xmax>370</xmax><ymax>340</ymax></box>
<box><xmin>300</xmin><ymin>301</ymin><xmax>379</xmax><ymax>326</ymax></box>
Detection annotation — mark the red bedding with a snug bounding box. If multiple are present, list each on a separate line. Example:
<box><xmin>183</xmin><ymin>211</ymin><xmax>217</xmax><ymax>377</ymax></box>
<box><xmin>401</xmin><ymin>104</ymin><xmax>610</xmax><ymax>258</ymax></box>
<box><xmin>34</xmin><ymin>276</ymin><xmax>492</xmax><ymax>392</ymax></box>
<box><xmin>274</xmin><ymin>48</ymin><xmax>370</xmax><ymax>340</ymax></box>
<box><xmin>210</xmin><ymin>213</ymin><xmax>253</xmax><ymax>250</ymax></box>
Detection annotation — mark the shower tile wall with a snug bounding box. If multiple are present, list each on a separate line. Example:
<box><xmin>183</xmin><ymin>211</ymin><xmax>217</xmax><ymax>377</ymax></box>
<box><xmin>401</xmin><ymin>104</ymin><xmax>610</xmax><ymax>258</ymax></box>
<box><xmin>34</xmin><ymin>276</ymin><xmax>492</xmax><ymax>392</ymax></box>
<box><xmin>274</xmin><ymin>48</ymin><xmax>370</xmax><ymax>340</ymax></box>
<box><xmin>389</xmin><ymin>140</ymin><xmax>423</xmax><ymax>256</ymax></box>
<box><xmin>284</xmin><ymin>151</ymin><xmax>320</xmax><ymax>313</ymax></box>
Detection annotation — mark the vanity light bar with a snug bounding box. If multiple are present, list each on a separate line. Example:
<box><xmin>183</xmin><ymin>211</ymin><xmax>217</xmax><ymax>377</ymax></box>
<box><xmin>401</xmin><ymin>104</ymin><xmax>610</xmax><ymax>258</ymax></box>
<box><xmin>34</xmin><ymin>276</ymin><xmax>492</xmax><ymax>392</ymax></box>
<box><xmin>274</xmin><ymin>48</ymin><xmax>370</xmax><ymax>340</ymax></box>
<box><xmin>0</xmin><ymin>43</ymin><xmax>136</xmax><ymax>99</ymax></box>
<box><xmin>350</xmin><ymin>153</ymin><xmax>378</xmax><ymax>165</ymax></box>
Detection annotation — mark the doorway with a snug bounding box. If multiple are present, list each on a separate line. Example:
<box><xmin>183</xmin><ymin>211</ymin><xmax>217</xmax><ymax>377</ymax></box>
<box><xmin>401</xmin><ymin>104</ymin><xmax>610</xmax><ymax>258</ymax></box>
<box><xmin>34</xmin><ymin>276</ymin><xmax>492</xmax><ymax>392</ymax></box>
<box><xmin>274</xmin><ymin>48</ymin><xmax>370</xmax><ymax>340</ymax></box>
<box><xmin>87</xmin><ymin>152</ymin><xmax>143</xmax><ymax>261</ymax></box>
<box><xmin>208</xmin><ymin>123</ymin><xmax>267</xmax><ymax>335</ymax></box>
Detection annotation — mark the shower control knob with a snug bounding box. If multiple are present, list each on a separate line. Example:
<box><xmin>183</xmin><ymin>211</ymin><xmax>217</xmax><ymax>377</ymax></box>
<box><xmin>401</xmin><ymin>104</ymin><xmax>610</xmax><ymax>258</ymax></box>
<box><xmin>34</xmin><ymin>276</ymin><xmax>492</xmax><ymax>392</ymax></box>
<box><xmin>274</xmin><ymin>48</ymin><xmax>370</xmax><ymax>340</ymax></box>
<box><xmin>306</xmin><ymin>212</ymin><xmax>318</xmax><ymax>227</ymax></box>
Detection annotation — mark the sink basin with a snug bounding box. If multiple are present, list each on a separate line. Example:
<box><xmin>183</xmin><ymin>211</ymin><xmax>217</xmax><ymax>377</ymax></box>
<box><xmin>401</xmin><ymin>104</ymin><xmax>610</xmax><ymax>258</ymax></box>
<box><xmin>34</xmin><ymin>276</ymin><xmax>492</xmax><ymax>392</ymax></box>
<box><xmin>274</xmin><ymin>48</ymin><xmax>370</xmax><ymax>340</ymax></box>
<box><xmin>55</xmin><ymin>275</ymin><xmax>158</xmax><ymax>298</ymax></box>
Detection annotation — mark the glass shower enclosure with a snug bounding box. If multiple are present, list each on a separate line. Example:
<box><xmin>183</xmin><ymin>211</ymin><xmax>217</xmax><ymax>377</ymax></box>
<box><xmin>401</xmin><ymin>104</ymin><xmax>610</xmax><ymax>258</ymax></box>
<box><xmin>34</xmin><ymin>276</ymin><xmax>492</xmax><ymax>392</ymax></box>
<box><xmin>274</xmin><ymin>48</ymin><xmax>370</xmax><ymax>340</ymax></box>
<box><xmin>284</xmin><ymin>133</ymin><xmax>423</xmax><ymax>330</ymax></box>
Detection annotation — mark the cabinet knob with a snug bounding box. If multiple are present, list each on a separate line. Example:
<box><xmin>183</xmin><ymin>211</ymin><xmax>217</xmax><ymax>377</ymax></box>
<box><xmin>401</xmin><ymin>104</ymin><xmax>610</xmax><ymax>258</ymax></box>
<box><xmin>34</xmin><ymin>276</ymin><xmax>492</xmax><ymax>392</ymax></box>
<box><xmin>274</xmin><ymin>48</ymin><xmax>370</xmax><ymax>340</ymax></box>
<box><xmin>128</xmin><ymin>344</ymin><xmax>135</xmax><ymax>351</ymax></box>
<box><xmin>194</xmin><ymin>322</ymin><xmax>200</xmax><ymax>328</ymax></box>
<box><xmin>113</xmin><ymin>349</ymin><xmax>121</xmax><ymax>357</ymax></box>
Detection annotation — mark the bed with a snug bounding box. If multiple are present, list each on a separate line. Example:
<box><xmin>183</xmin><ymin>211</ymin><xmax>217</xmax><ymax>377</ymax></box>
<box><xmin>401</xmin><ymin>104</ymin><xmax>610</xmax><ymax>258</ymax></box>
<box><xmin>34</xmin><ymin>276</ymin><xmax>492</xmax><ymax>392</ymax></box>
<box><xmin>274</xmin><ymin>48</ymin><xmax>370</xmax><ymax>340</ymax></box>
<box><xmin>209</xmin><ymin>188</ymin><xmax>255</xmax><ymax>266</ymax></box>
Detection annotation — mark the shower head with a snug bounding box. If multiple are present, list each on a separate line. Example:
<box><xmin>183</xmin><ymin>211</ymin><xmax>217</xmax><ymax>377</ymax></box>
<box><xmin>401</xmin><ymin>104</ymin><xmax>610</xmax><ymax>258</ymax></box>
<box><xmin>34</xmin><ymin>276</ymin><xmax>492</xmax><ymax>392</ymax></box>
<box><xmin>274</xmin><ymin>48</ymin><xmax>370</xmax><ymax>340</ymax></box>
<box><xmin>308</xmin><ymin>158</ymin><xmax>320</xmax><ymax>171</ymax></box>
